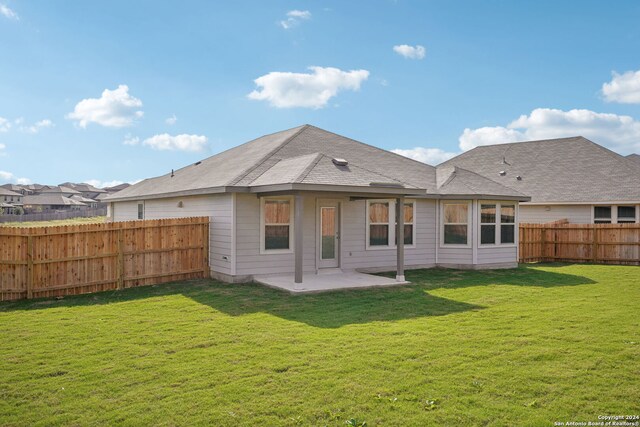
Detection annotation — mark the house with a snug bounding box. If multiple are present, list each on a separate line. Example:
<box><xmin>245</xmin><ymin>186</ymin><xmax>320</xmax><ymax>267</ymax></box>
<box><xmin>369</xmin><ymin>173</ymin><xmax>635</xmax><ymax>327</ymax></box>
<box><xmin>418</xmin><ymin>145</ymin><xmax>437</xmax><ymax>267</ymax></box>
<box><xmin>38</xmin><ymin>185</ymin><xmax>82</xmax><ymax>198</ymax></box>
<box><xmin>69</xmin><ymin>194</ymin><xmax>99</xmax><ymax>208</ymax></box>
<box><xmin>105</xmin><ymin>125</ymin><xmax>529</xmax><ymax>286</ymax></box>
<box><xmin>440</xmin><ymin>136</ymin><xmax>640</xmax><ymax>224</ymax></box>
<box><xmin>22</xmin><ymin>194</ymin><xmax>87</xmax><ymax>212</ymax></box>
<box><xmin>60</xmin><ymin>182</ymin><xmax>107</xmax><ymax>200</ymax></box>
<box><xmin>0</xmin><ymin>184</ymin><xmax>33</xmax><ymax>196</ymax></box>
<box><xmin>0</xmin><ymin>187</ymin><xmax>23</xmax><ymax>214</ymax></box>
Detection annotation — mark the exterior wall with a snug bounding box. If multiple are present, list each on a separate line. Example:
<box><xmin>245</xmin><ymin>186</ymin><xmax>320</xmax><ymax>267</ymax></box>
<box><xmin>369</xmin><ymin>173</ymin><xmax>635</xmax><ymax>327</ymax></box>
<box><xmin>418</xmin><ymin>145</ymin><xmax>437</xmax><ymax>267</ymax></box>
<box><xmin>519</xmin><ymin>204</ymin><xmax>592</xmax><ymax>224</ymax></box>
<box><xmin>111</xmin><ymin>194</ymin><xmax>233</xmax><ymax>276</ymax></box>
<box><xmin>342</xmin><ymin>199</ymin><xmax>436</xmax><ymax>271</ymax></box>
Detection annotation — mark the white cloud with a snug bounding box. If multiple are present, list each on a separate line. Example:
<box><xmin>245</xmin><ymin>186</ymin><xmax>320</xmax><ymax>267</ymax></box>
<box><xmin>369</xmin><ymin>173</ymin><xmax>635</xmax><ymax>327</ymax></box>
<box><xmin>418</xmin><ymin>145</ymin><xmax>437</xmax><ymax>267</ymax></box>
<box><xmin>0</xmin><ymin>143</ymin><xmax>5</xmax><ymax>155</ymax></box>
<box><xmin>20</xmin><ymin>119</ymin><xmax>54</xmax><ymax>134</ymax></box>
<box><xmin>123</xmin><ymin>134</ymin><xmax>140</xmax><ymax>145</ymax></box>
<box><xmin>459</xmin><ymin>126</ymin><xmax>526</xmax><ymax>151</ymax></box>
<box><xmin>142</xmin><ymin>133</ymin><xmax>208</xmax><ymax>152</ymax></box>
<box><xmin>248</xmin><ymin>66</ymin><xmax>370</xmax><ymax>109</ymax></box>
<box><xmin>280</xmin><ymin>10</ymin><xmax>311</xmax><ymax>29</ymax></box>
<box><xmin>459</xmin><ymin>108</ymin><xmax>640</xmax><ymax>154</ymax></box>
<box><xmin>602</xmin><ymin>70</ymin><xmax>640</xmax><ymax>104</ymax></box>
<box><xmin>67</xmin><ymin>85</ymin><xmax>144</xmax><ymax>128</ymax></box>
<box><xmin>393</xmin><ymin>44</ymin><xmax>426</xmax><ymax>60</ymax></box>
<box><xmin>0</xmin><ymin>117</ymin><xmax>11</xmax><ymax>132</ymax></box>
<box><xmin>165</xmin><ymin>114</ymin><xmax>177</xmax><ymax>125</ymax></box>
<box><xmin>0</xmin><ymin>3</ymin><xmax>18</xmax><ymax>20</ymax></box>
<box><xmin>391</xmin><ymin>147</ymin><xmax>458</xmax><ymax>165</ymax></box>
<box><xmin>0</xmin><ymin>170</ymin><xmax>31</xmax><ymax>185</ymax></box>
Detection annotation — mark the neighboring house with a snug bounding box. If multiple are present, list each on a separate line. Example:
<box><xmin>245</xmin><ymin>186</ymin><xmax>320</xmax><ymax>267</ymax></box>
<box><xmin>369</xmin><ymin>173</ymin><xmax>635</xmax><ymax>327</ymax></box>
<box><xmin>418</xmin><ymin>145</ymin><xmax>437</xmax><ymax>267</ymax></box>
<box><xmin>60</xmin><ymin>182</ymin><xmax>107</xmax><ymax>200</ymax></box>
<box><xmin>0</xmin><ymin>187</ymin><xmax>23</xmax><ymax>214</ymax></box>
<box><xmin>38</xmin><ymin>185</ymin><xmax>82</xmax><ymax>198</ymax></box>
<box><xmin>69</xmin><ymin>194</ymin><xmax>99</xmax><ymax>208</ymax></box>
<box><xmin>96</xmin><ymin>183</ymin><xmax>131</xmax><ymax>204</ymax></box>
<box><xmin>627</xmin><ymin>153</ymin><xmax>640</xmax><ymax>166</ymax></box>
<box><xmin>440</xmin><ymin>136</ymin><xmax>640</xmax><ymax>224</ymax></box>
<box><xmin>106</xmin><ymin>125</ymin><xmax>529</xmax><ymax>284</ymax></box>
<box><xmin>23</xmin><ymin>194</ymin><xmax>86</xmax><ymax>212</ymax></box>
<box><xmin>0</xmin><ymin>184</ymin><xmax>33</xmax><ymax>196</ymax></box>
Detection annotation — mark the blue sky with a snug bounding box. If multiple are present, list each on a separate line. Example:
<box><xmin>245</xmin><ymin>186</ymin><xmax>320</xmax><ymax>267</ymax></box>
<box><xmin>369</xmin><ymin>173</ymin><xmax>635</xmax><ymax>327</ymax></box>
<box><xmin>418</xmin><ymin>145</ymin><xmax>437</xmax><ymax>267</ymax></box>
<box><xmin>1</xmin><ymin>0</ymin><xmax>640</xmax><ymax>187</ymax></box>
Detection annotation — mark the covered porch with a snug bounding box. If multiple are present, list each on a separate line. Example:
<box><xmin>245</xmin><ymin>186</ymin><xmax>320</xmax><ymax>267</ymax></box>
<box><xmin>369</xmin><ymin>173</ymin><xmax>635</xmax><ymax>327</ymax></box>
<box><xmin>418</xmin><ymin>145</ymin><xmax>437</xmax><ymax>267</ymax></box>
<box><xmin>253</xmin><ymin>182</ymin><xmax>425</xmax><ymax>292</ymax></box>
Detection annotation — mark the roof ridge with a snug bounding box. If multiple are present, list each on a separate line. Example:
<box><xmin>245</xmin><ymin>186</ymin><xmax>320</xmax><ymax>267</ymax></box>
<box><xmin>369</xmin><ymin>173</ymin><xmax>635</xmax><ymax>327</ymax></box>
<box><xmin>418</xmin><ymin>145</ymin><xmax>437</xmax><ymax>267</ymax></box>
<box><xmin>294</xmin><ymin>153</ymin><xmax>324</xmax><ymax>183</ymax></box>
<box><xmin>227</xmin><ymin>125</ymin><xmax>310</xmax><ymax>186</ymax></box>
<box><xmin>303</xmin><ymin>124</ymin><xmax>437</xmax><ymax>171</ymax></box>
<box><xmin>455</xmin><ymin>166</ymin><xmax>526</xmax><ymax>196</ymax></box>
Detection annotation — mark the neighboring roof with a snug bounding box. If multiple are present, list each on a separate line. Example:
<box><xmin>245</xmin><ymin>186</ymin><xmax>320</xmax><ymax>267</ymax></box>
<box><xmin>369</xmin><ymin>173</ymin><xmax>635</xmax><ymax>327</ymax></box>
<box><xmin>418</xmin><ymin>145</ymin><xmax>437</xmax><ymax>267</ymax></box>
<box><xmin>38</xmin><ymin>186</ymin><xmax>82</xmax><ymax>195</ymax></box>
<box><xmin>60</xmin><ymin>182</ymin><xmax>107</xmax><ymax>193</ymax></box>
<box><xmin>440</xmin><ymin>136</ymin><xmax>640</xmax><ymax>203</ymax></box>
<box><xmin>69</xmin><ymin>194</ymin><xmax>98</xmax><ymax>203</ymax></box>
<box><xmin>0</xmin><ymin>184</ymin><xmax>27</xmax><ymax>193</ymax></box>
<box><xmin>107</xmin><ymin>125</ymin><xmax>526</xmax><ymax>202</ymax></box>
<box><xmin>0</xmin><ymin>187</ymin><xmax>21</xmax><ymax>197</ymax></box>
<box><xmin>627</xmin><ymin>153</ymin><xmax>640</xmax><ymax>166</ymax></box>
<box><xmin>104</xmin><ymin>183</ymin><xmax>131</xmax><ymax>191</ymax></box>
<box><xmin>23</xmin><ymin>194</ymin><xmax>86</xmax><ymax>206</ymax></box>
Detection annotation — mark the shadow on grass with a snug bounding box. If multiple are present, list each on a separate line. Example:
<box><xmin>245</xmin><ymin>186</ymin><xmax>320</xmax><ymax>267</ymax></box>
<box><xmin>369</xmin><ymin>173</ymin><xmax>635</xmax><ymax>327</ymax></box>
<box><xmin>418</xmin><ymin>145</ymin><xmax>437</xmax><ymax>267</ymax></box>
<box><xmin>0</xmin><ymin>264</ymin><xmax>595</xmax><ymax>328</ymax></box>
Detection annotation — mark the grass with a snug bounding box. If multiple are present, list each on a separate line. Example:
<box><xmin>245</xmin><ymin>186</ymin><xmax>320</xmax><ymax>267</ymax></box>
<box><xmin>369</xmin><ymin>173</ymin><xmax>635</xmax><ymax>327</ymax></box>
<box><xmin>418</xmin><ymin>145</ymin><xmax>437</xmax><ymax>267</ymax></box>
<box><xmin>0</xmin><ymin>216</ymin><xmax>107</xmax><ymax>227</ymax></box>
<box><xmin>1</xmin><ymin>264</ymin><xmax>638</xmax><ymax>426</ymax></box>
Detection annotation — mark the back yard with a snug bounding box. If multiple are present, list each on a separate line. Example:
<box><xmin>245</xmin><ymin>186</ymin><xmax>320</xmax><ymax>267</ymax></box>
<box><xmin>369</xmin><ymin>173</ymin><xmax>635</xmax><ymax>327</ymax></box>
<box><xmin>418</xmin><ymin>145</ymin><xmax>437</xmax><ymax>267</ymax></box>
<box><xmin>1</xmin><ymin>264</ymin><xmax>638</xmax><ymax>426</ymax></box>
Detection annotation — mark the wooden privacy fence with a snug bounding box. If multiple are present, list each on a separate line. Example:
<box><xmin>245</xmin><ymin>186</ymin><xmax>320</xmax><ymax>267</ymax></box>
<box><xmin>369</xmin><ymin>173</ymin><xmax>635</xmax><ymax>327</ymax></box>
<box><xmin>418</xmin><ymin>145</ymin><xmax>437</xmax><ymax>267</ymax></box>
<box><xmin>519</xmin><ymin>223</ymin><xmax>640</xmax><ymax>265</ymax></box>
<box><xmin>0</xmin><ymin>217</ymin><xmax>210</xmax><ymax>301</ymax></box>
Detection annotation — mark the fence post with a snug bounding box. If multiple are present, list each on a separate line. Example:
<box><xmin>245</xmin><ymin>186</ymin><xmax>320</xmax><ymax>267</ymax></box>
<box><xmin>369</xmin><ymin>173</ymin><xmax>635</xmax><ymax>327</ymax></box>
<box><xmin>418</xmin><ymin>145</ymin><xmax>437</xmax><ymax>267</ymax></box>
<box><xmin>26</xmin><ymin>234</ymin><xmax>34</xmax><ymax>299</ymax></box>
<box><xmin>592</xmin><ymin>225</ymin><xmax>598</xmax><ymax>263</ymax></box>
<box><xmin>203</xmin><ymin>219</ymin><xmax>210</xmax><ymax>279</ymax></box>
<box><xmin>117</xmin><ymin>228</ymin><xmax>124</xmax><ymax>290</ymax></box>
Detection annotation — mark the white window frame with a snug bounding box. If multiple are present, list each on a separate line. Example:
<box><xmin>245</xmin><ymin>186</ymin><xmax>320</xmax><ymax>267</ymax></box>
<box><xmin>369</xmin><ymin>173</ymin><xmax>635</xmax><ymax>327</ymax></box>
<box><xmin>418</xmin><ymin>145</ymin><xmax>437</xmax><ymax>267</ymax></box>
<box><xmin>615</xmin><ymin>205</ymin><xmax>638</xmax><ymax>223</ymax></box>
<box><xmin>593</xmin><ymin>205</ymin><xmax>613</xmax><ymax>224</ymax></box>
<box><xmin>260</xmin><ymin>196</ymin><xmax>295</xmax><ymax>254</ymax></box>
<box><xmin>137</xmin><ymin>201</ymin><xmax>145</xmax><ymax>220</ymax></box>
<box><xmin>478</xmin><ymin>201</ymin><xmax>517</xmax><ymax>247</ymax></box>
<box><xmin>365</xmin><ymin>199</ymin><xmax>417</xmax><ymax>250</ymax></box>
<box><xmin>440</xmin><ymin>200</ymin><xmax>472</xmax><ymax>248</ymax></box>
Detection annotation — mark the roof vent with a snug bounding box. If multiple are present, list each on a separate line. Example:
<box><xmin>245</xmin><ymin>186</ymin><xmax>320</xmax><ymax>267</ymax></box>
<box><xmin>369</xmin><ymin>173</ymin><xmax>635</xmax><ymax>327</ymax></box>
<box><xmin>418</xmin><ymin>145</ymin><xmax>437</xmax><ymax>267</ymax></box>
<box><xmin>332</xmin><ymin>158</ymin><xmax>348</xmax><ymax>166</ymax></box>
<box><xmin>194</xmin><ymin>161</ymin><xmax>202</xmax><ymax>166</ymax></box>
<box><xmin>499</xmin><ymin>170</ymin><xmax>506</xmax><ymax>176</ymax></box>
<box><xmin>516</xmin><ymin>175</ymin><xmax>522</xmax><ymax>181</ymax></box>
<box><xmin>171</xmin><ymin>169</ymin><xmax>174</xmax><ymax>178</ymax></box>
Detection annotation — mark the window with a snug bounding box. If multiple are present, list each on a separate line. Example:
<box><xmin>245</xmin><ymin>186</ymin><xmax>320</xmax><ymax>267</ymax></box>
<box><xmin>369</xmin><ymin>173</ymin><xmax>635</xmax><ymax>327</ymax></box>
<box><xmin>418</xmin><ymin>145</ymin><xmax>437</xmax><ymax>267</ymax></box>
<box><xmin>369</xmin><ymin>202</ymin><xmax>389</xmax><ymax>246</ymax></box>
<box><xmin>500</xmin><ymin>204</ymin><xmax>516</xmax><ymax>244</ymax></box>
<box><xmin>443</xmin><ymin>202</ymin><xmax>469</xmax><ymax>245</ymax></box>
<box><xmin>137</xmin><ymin>202</ymin><xmax>144</xmax><ymax>220</ymax></box>
<box><xmin>478</xmin><ymin>202</ymin><xmax>516</xmax><ymax>245</ymax></box>
<box><xmin>594</xmin><ymin>206</ymin><xmax>612</xmax><ymax>224</ymax></box>
<box><xmin>617</xmin><ymin>206</ymin><xmax>637</xmax><ymax>223</ymax></box>
<box><xmin>366</xmin><ymin>200</ymin><xmax>416</xmax><ymax>248</ymax></box>
<box><xmin>262</xmin><ymin>198</ymin><xmax>292</xmax><ymax>251</ymax></box>
<box><xmin>480</xmin><ymin>204</ymin><xmax>496</xmax><ymax>244</ymax></box>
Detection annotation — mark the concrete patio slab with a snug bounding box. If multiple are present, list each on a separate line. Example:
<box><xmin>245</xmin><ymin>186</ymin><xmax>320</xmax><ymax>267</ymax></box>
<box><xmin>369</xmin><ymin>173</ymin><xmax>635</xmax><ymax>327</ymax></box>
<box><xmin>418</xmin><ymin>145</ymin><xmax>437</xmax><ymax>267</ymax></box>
<box><xmin>253</xmin><ymin>270</ymin><xmax>410</xmax><ymax>294</ymax></box>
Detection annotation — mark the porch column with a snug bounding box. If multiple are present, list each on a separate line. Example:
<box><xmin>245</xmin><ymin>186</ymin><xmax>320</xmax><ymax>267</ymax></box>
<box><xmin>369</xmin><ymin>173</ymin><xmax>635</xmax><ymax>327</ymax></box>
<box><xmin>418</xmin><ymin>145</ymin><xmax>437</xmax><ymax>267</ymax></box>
<box><xmin>294</xmin><ymin>194</ymin><xmax>304</xmax><ymax>287</ymax></box>
<box><xmin>396</xmin><ymin>196</ymin><xmax>405</xmax><ymax>282</ymax></box>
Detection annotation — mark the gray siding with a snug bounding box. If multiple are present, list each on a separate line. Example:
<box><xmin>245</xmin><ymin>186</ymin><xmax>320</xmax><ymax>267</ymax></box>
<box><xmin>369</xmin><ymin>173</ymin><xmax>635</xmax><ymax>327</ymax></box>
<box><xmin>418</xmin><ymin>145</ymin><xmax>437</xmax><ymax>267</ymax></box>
<box><xmin>477</xmin><ymin>246</ymin><xmax>517</xmax><ymax>264</ymax></box>
<box><xmin>111</xmin><ymin>194</ymin><xmax>233</xmax><ymax>275</ymax></box>
<box><xmin>341</xmin><ymin>199</ymin><xmax>436</xmax><ymax>271</ymax></box>
<box><xmin>519</xmin><ymin>204</ymin><xmax>592</xmax><ymax>224</ymax></box>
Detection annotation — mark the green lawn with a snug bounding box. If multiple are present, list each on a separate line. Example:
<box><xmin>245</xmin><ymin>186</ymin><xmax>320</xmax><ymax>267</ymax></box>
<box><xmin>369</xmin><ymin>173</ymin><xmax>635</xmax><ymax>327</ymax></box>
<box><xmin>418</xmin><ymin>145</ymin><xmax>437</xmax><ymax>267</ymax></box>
<box><xmin>1</xmin><ymin>264</ymin><xmax>638</xmax><ymax>426</ymax></box>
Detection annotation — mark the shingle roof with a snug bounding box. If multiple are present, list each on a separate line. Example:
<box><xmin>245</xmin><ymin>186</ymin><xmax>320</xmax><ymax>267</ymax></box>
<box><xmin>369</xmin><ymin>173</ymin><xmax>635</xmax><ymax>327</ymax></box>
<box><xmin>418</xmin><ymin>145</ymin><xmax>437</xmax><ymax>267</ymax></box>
<box><xmin>23</xmin><ymin>194</ymin><xmax>86</xmax><ymax>206</ymax></box>
<box><xmin>60</xmin><ymin>182</ymin><xmax>107</xmax><ymax>193</ymax></box>
<box><xmin>435</xmin><ymin>166</ymin><xmax>527</xmax><ymax>198</ymax></box>
<box><xmin>0</xmin><ymin>187</ymin><xmax>21</xmax><ymax>197</ymax></box>
<box><xmin>439</xmin><ymin>136</ymin><xmax>640</xmax><ymax>203</ymax></box>
<box><xmin>627</xmin><ymin>153</ymin><xmax>640</xmax><ymax>166</ymax></box>
<box><xmin>107</xmin><ymin>125</ymin><xmax>525</xmax><ymax>202</ymax></box>
<box><xmin>38</xmin><ymin>186</ymin><xmax>82</xmax><ymax>195</ymax></box>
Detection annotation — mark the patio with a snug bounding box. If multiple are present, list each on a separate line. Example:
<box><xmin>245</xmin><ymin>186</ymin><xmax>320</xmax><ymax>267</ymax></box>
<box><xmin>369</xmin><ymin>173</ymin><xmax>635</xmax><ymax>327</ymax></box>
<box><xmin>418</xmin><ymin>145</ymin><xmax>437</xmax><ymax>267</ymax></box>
<box><xmin>253</xmin><ymin>269</ymin><xmax>410</xmax><ymax>294</ymax></box>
